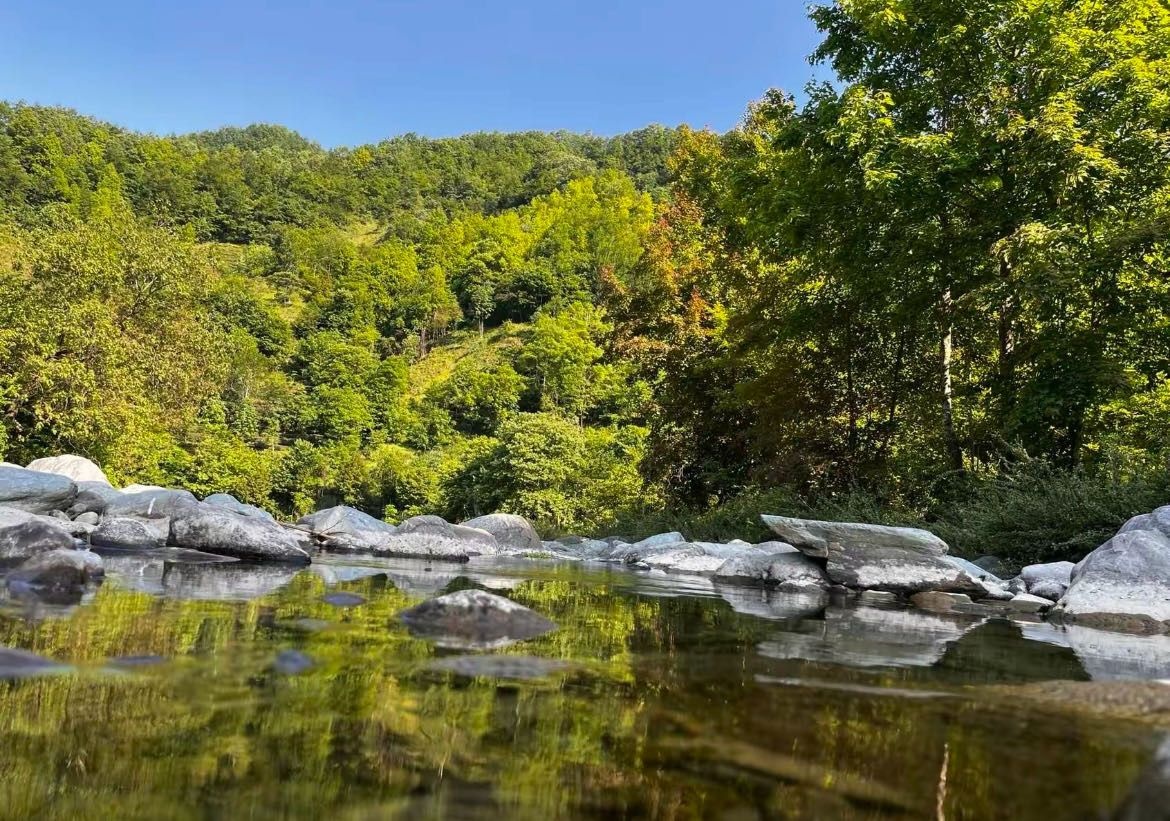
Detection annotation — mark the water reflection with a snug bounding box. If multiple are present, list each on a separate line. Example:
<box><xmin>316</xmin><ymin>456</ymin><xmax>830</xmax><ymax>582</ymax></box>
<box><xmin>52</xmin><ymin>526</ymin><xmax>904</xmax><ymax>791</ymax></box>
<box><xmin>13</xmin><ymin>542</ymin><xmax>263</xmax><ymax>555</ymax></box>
<box><xmin>0</xmin><ymin>556</ymin><xmax>1161</xmax><ymax>819</ymax></box>
<box><xmin>759</xmin><ymin>604</ymin><xmax>986</xmax><ymax>668</ymax></box>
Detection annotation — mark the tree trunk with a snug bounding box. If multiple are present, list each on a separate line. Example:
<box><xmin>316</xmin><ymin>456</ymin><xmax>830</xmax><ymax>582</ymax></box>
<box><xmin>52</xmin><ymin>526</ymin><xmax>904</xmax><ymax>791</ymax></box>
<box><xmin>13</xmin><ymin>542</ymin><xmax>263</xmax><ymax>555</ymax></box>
<box><xmin>997</xmin><ymin>254</ymin><xmax>1016</xmax><ymax>409</ymax></box>
<box><xmin>940</xmin><ymin>288</ymin><xmax>963</xmax><ymax>471</ymax></box>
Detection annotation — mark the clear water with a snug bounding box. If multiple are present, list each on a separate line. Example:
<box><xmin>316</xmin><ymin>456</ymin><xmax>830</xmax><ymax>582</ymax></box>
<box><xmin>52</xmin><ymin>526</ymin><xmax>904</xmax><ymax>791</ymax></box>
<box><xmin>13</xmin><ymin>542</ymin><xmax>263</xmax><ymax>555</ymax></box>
<box><xmin>0</xmin><ymin>552</ymin><xmax>1166</xmax><ymax>820</ymax></box>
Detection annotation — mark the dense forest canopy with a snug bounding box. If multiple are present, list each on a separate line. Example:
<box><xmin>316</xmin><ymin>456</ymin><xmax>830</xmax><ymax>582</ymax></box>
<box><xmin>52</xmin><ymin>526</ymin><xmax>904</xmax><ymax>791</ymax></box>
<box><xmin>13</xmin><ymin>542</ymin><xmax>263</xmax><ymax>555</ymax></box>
<box><xmin>2</xmin><ymin>0</ymin><xmax>1169</xmax><ymax>563</ymax></box>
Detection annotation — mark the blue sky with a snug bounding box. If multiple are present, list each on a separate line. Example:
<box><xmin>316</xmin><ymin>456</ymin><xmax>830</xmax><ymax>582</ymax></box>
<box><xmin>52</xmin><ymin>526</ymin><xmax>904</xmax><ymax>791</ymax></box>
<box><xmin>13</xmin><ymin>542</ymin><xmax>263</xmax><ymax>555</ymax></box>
<box><xmin>1</xmin><ymin>1</ymin><xmax>824</xmax><ymax>147</ymax></box>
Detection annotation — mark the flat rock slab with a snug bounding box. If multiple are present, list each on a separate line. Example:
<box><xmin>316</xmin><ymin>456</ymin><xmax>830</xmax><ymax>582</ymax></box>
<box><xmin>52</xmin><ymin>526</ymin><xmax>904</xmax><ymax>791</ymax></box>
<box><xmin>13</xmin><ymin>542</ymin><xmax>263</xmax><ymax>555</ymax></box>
<box><xmin>6</xmin><ymin>548</ymin><xmax>103</xmax><ymax>594</ymax></box>
<box><xmin>0</xmin><ymin>466</ymin><xmax>77</xmax><ymax>515</ymax></box>
<box><xmin>824</xmin><ymin>543</ymin><xmax>984</xmax><ymax>595</ymax></box>
<box><xmin>398</xmin><ymin>589</ymin><xmax>556</xmax><ymax>649</ymax></box>
<box><xmin>761</xmin><ymin>514</ymin><xmax>948</xmax><ymax>559</ymax></box>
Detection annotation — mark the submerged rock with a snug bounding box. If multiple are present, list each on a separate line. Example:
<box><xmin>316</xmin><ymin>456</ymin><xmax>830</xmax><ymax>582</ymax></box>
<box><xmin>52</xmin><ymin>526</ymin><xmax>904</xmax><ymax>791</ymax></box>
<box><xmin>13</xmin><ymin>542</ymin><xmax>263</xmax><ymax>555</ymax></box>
<box><xmin>25</xmin><ymin>455</ymin><xmax>110</xmax><ymax>485</ymax></box>
<box><xmin>170</xmin><ymin>503</ymin><xmax>311</xmax><ymax>564</ymax></box>
<box><xmin>103</xmin><ymin>555</ymin><xmax>302</xmax><ymax>601</ymax></box>
<box><xmin>322</xmin><ymin>591</ymin><xmax>366</xmax><ymax>607</ymax></box>
<box><xmin>427</xmin><ymin>654</ymin><xmax>569</xmax><ymax>680</ymax></box>
<box><xmin>398</xmin><ymin>589</ymin><xmax>556</xmax><ymax>649</ymax></box>
<box><xmin>272</xmin><ymin>649</ymin><xmax>315</xmax><ymax>675</ymax></box>
<box><xmin>6</xmin><ymin>548</ymin><xmax>103</xmax><ymax>594</ymax></box>
<box><xmin>0</xmin><ymin>465</ymin><xmax>77</xmax><ymax>515</ymax></box>
<box><xmin>461</xmin><ymin>513</ymin><xmax>542</xmax><ymax>550</ymax></box>
<box><xmin>1115</xmin><ymin>736</ymin><xmax>1170</xmax><ymax>820</ymax></box>
<box><xmin>0</xmin><ymin>508</ymin><xmax>78</xmax><ymax>561</ymax></box>
<box><xmin>0</xmin><ymin>647</ymin><xmax>70</xmax><ymax>679</ymax></box>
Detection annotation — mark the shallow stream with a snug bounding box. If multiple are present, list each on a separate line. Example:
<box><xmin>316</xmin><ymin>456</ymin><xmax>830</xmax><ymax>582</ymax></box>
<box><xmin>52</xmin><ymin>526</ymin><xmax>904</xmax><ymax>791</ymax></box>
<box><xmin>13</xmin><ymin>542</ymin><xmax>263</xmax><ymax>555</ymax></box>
<box><xmin>0</xmin><ymin>553</ymin><xmax>1167</xmax><ymax>819</ymax></box>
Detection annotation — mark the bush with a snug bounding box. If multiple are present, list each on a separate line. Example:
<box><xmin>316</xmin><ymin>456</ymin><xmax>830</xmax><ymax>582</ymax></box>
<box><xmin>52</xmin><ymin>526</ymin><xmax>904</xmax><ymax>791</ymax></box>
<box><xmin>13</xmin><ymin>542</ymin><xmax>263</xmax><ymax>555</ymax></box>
<box><xmin>930</xmin><ymin>460</ymin><xmax>1170</xmax><ymax>566</ymax></box>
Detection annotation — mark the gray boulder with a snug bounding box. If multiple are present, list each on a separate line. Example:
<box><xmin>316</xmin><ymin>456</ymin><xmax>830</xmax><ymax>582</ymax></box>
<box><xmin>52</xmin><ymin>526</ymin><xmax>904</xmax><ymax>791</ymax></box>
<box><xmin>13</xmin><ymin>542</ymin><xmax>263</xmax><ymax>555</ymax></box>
<box><xmin>68</xmin><ymin>481</ymin><xmax>124</xmax><ymax>516</ymax></box>
<box><xmin>631</xmin><ymin>531</ymin><xmax>687</xmax><ymax>550</ymax></box>
<box><xmin>0</xmin><ymin>509</ymin><xmax>78</xmax><ymax>561</ymax></box>
<box><xmin>761</xmin><ymin>514</ymin><xmax>948</xmax><ymax>559</ymax></box>
<box><xmin>39</xmin><ymin>515</ymin><xmax>96</xmax><ymax>539</ymax></box>
<box><xmin>462</xmin><ymin>513</ymin><xmax>542</xmax><ymax>550</ymax></box>
<box><xmin>1005</xmin><ymin>592</ymin><xmax>1053</xmax><ymax>613</ymax></box>
<box><xmin>92</xmin><ymin>516</ymin><xmax>169</xmax><ymax>549</ymax></box>
<box><xmin>74</xmin><ymin>512</ymin><xmax>100</xmax><ymax>526</ymax></box>
<box><xmin>397</xmin><ymin>589</ymin><xmax>556</xmax><ymax>649</ymax></box>
<box><xmin>202</xmin><ymin>493</ymin><xmax>274</xmax><ymax>521</ymax></box>
<box><xmin>297</xmin><ymin>505</ymin><xmax>397</xmax><ymax>552</ymax></box>
<box><xmin>6</xmin><ymin>548</ymin><xmax>103</xmax><ymax>594</ymax></box>
<box><xmin>0</xmin><ymin>465</ymin><xmax>77</xmax><ymax>514</ymax></box>
<box><xmin>1020</xmin><ymin>561</ymin><xmax>1075</xmax><ymax>600</ymax></box>
<box><xmin>639</xmin><ymin>545</ymin><xmax>728</xmax><ymax>575</ymax></box>
<box><xmin>170</xmin><ymin>503</ymin><xmax>311</xmax><ymax>564</ymax></box>
<box><xmin>25</xmin><ymin>455</ymin><xmax>110</xmax><ymax>485</ymax></box>
<box><xmin>368</xmin><ymin>516</ymin><xmax>498</xmax><ymax>562</ymax></box>
<box><xmin>714</xmin><ymin>549</ymin><xmax>829</xmax><ymax>591</ymax></box>
<box><xmin>761</xmin><ymin>514</ymin><xmax>980</xmax><ymax>595</ymax></box>
<box><xmin>105</xmin><ymin>488</ymin><xmax>198</xmax><ymax>519</ymax></box>
<box><xmin>1055</xmin><ymin>529</ymin><xmax>1170</xmax><ymax>629</ymax></box>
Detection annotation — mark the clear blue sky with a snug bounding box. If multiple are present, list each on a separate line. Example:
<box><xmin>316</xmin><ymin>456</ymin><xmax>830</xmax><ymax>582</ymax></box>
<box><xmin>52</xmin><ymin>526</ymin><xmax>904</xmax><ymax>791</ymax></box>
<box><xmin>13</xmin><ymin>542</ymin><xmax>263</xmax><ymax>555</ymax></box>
<box><xmin>0</xmin><ymin>1</ymin><xmax>825</xmax><ymax>147</ymax></box>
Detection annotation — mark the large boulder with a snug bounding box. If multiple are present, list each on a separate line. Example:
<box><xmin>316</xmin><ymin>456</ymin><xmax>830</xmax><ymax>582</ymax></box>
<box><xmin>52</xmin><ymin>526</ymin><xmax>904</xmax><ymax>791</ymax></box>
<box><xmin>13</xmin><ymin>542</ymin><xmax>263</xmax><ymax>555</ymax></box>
<box><xmin>713</xmin><ymin>548</ymin><xmax>827</xmax><ymax>591</ymax></box>
<box><xmin>202</xmin><ymin>493</ymin><xmax>274</xmax><ymax>521</ymax></box>
<box><xmin>0</xmin><ymin>465</ymin><xmax>77</xmax><ymax>514</ymax></box>
<box><xmin>297</xmin><ymin>505</ymin><xmax>397</xmax><ymax>552</ymax></box>
<box><xmin>1054</xmin><ymin>529</ymin><xmax>1170</xmax><ymax>631</ymax></box>
<box><xmin>1020</xmin><ymin>561</ymin><xmax>1076</xmax><ymax>601</ymax></box>
<box><xmin>368</xmin><ymin>516</ymin><xmax>499</xmax><ymax>561</ymax></box>
<box><xmin>92</xmin><ymin>516</ymin><xmax>169</xmax><ymax>550</ymax></box>
<box><xmin>25</xmin><ymin>455</ymin><xmax>110</xmax><ymax>485</ymax></box>
<box><xmin>68</xmin><ymin>481</ymin><xmax>125</xmax><ymax>516</ymax></box>
<box><xmin>170</xmin><ymin>503</ymin><xmax>311</xmax><ymax>564</ymax></box>
<box><xmin>761</xmin><ymin>514</ymin><xmax>980</xmax><ymax>595</ymax></box>
<box><xmin>105</xmin><ymin>488</ymin><xmax>198</xmax><ymax>519</ymax></box>
<box><xmin>461</xmin><ymin>513</ymin><xmax>542</xmax><ymax>551</ymax></box>
<box><xmin>0</xmin><ymin>509</ymin><xmax>78</xmax><ymax>561</ymax></box>
<box><xmin>762</xmin><ymin>514</ymin><xmax>948</xmax><ymax>559</ymax></box>
<box><xmin>397</xmin><ymin>589</ymin><xmax>556</xmax><ymax>649</ymax></box>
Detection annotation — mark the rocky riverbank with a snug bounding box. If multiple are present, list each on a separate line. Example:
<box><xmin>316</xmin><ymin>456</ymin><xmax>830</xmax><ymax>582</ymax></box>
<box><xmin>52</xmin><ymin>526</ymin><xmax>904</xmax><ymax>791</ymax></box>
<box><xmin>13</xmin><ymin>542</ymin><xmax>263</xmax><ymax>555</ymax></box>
<box><xmin>1</xmin><ymin>454</ymin><xmax>1168</xmax><ymax>638</ymax></box>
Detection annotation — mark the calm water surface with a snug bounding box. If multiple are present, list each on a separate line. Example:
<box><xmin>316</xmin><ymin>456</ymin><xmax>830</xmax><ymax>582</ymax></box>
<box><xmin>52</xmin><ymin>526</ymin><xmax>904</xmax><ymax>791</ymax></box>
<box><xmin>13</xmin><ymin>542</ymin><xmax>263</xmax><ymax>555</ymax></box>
<box><xmin>0</xmin><ymin>553</ymin><xmax>1166</xmax><ymax>820</ymax></box>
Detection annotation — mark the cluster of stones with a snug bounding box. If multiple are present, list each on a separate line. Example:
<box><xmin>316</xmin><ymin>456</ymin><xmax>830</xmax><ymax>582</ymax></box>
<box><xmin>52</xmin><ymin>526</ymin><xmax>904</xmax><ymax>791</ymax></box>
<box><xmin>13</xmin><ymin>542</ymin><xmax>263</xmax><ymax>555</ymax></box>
<box><xmin>542</xmin><ymin>511</ymin><xmax>1170</xmax><ymax>634</ymax></box>
<box><xmin>0</xmin><ymin>454</ymin><xmax>552</xmax><ymax>601</ymax></box>
<box><xmin>2</xmin><ymin>453</ymin><xmax>1168</xmax><ymax>635</ymax></box>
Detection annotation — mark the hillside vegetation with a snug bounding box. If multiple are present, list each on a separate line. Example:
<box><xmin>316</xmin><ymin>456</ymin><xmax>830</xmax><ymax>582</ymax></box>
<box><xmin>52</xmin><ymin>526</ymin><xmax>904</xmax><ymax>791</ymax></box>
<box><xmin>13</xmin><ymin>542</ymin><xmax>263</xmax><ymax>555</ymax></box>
<box><xmin>3</xmin><ymin>0</ymin><xmax>1170</xmax><ymax>564</ymax></box>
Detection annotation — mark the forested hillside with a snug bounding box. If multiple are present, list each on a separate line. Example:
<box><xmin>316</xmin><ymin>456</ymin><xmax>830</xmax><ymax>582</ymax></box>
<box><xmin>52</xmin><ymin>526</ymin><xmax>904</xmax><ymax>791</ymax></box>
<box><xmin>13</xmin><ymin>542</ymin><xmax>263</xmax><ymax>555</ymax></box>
<box><xmin>3</xmin><ymin>0</ymin><xmax>1170</xmax><ymax>564</ymax></box>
